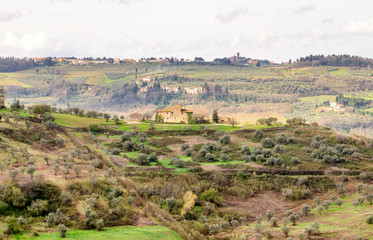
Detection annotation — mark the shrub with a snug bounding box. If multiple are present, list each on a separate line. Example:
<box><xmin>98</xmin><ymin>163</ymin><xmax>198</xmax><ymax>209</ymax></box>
<box><xmin>148</xmin><ymin>153</ymin><xmax>158</xmax><ymax>162</ymax></box>
<box><xmin>136</xmin><ymin>153</ymin><xmax>150</xmax><ymax>166</ymax></box>
<box><xmin>209</xmin><ymin>224</ymin><xmax>220</xmax><ymax>234</ymax></box>
<box><xmin>265</xmin><ymin>229</ymin><xmax>272</xmax><ymax>239</ymax></box>
<box><xmin>198</xmin><ymin>148</ymin><xmax>208</xmax><ymax>158</ymax></box>
<box><xmin>200</xmin><ymin>188</ymin><xmax>218</xmax><ymax>203</ymax></box>
<box><xmin>289</xmin><ymin>213</ymin><xmax>299</xmax><ymax>225</ymax></box>
<box><xmin>181</xmin><ymin>144</ymin><xmax>190</xmax><ymax>151</ymax></box>
<box><xmin>91</xmin><ymin>159</ymin><xmax>103</xmax><ymax>169</ymax></box>
<box><xmin>28</xmin><ymin>199</ymin><xmax>48</xmax><ymax>216</ymax></box>
<box><xmin>269</xmin><ymin>217</ymin><xmax>278</xmax><ymax>227</ymax></box>
<box><xmin>252</xmin><ymin>130</ymin><xmax>264</xmax><ymax>140</ymax></box>
<box><xmin>96</xmin><ymin>219</ymin><xmax>105</xmax><ymax>231</ymax></box>
<box><xmin>359</xmin><ymin>172</ymin><xmax>367</xmax><ymax>180</ymax></box>
<box><xmin>366</xmin><ymin>194</ymin><xmax>373</xmax><ymax>205</ymax></box>
<box><xmin>231</xmin><ymin>219</ymin><xmax>240</xmax><ymax>228</ymax></box>
<box><xmin>261</xmin><ymin>138</ymin><xmax>275</xmax><ymax>148</ymax></box>
<box><xmin>220</xmin><ymin>154</ymin><xmax>229</xmax><ymax>162</ymax></box>
<box><xmin>220</xmin><ymin>135</ymin><xmax>231</xmax><ymax>144</ymax></box>
<box><xmin>276</xmin><ymin>134</ymin><xmax>287</xmax><ymax>144</ymax></box>
<box><xmin>44</xmin><ymin>121</ymin><xmax>58</xmax><ymax>130</ymax></box>
<box><xmin>266</xmin><ymin>209</ymin><xmax>275</xmax><ymax>220</ymax></box>
<box><xmin>123</xmin><ymin>141</ymin><xmax>136</xmax><ymax>151</ymax></box>
<box><xmin>281</xmin><ymin>225</ymin><xmax>290</xmax><ymax>237</ymax></box>
<box><xmin>166</xmin><ymin>197</ymin><xmax>177</xmax><ymax>211</ymax></box>
<box><xmin>240</xmin><ymin>146</ymin><xmax>251</xmax><ymax>155</ymax></box>
<box><xmin>298</xmin><ymin>177</ymin><xmax>308</xmax><ymax>186</ymax></box>
<box><xmin>121</xmin><ymin>132</ymin><xmax>132</xmax><ymax>142</ymax></box>
<box><xmin>185</xmin><ymin>149</ymin><xmax>193</xmax><ymax>156</ymax></box>
<box><xmin>205</xmin><ymin>152</ymin><xmax>217</xmax><ymax>162</ymax></box>
<box><xmin>32</xmin><ymin>104</ymin><xmax>51</xmax><ymax>115</ymax></box>
<box><xmin>137</xmin><ymin>132</ymin><xmax>147</xmax><ymax>143</ymax></box>
<box><xmin>301</xmin><ymin>205</ymin><xmax>311</xmax><ymax>216</ymax></box>
<box><xmin>58</xmin><ymin>224</ymin><xmax>67</xmax><ymax>238</ymax></box>
<box><xmin>127</xmin><ymin>196</ymin><xmax>136</xmax><ymax>205</ymax></box>
<box><xmin>111</xmin><ymin>148</ymin><xmax>121</xmax><ymax>155</ymax></box>
<box><xmin>170</xmin><ymin>157</ymin><xmax>186</xmax><ymax>168</ymax></box>
<box><xmin>89</xmin><ymin>124</ymin><xmax>99</xmax><ymax>132</ymax></box>
<box><xmin>367</xmin><ymin>215</ymin><xmax>373</xmax><ymax>224</ymax></box>
<box><xmin>273</xmin><ymin>145</ymin><xmax>283</xmax><ymax>153</ymax></box>
<box><xmin>336</xmin><ymin>198</ymin><xmax>343</xmax><ymax>207</ymax></box>
<box><xmin>4</xmin><ymin>216</ymin><xmax>21</xmax><ymax>235</ymax></box>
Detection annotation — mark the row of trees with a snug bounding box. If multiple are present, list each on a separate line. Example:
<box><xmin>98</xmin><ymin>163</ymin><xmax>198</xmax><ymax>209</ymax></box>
<box><xmin>0</xmin><ymin>57</ymin><xmax>55</xmax><ymax>72</ymax></box>
<box><xmin>293</xmin><ymin>54</ymin><xmax>373</xmax><ymax>68</ymax></box>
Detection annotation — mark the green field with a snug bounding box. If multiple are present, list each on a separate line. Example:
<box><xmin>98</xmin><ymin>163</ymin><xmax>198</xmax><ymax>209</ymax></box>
<box><xmin>17</xmin><ymin>226</ymin><xmax>182</xmax><ymax>240</ymax></box>
<box><xmin>299</xmin><ymin>95</ymin><xmax>336</xmax><ymax>103</ymax></box>
<box><xmin>54</xmin><ymin>113</ymin><xmax>119</xmax><ymax>127</ymax></box>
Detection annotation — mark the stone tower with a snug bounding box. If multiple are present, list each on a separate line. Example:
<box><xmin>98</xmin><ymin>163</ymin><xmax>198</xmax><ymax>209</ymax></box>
<box><xmin>0</xmin><ymin>87</ymin><xmax>5</xmax><ymax>109</ymax></box>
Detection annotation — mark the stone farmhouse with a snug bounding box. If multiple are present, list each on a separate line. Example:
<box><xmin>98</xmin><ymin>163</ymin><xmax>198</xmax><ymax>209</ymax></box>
<box><xmin>185</xmin><ymin>87</ymin><xmax>203</xmax><ymax>95</ymax></box>
<box><xmin>161</xmin><ymin>86</ymin><xmax>180</xmax><ymax>93</ymax></box>
<box><xmin>129</xmin><ymin>113</ymin><xmax>149</xmax><ymax>121</ymax></box>
<box><xmin>0</xmin><ymin>87</ymin><xmax>5</xmax><ymax>109</ymax></box>
<box><xmin>142</xmin><ymin>76</ymin><xmax>154</xmax><ymax>82</ymax></box>
<box><xmin>153</xmin><ymin>104</ymin><xmax>193</xmax><ymax>123</ymax></box>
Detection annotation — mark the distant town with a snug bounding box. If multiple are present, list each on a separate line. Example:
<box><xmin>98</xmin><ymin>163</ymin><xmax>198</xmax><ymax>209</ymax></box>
<box><xmin>32</xmin><ymin>53</ymin><xmax>274</xmax><ymax>66</ymax></box>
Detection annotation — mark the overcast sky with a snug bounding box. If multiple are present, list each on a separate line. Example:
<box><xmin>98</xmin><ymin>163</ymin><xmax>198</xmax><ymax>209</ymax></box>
<box><xmin>1</xmin><ymin>0</ymin><xmax>373</xmax><ymax>62</ymax></box>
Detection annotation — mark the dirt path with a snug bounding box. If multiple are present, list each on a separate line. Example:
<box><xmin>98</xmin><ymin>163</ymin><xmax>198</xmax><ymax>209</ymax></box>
<box><xmin>201</xmin><ymin>164</ymin><xmax>223</xmax><ymax>171</ymax></box>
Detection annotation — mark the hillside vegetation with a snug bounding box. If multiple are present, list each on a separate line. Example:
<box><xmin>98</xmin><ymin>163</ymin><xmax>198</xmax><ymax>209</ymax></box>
<box><xmin>1</xmin><ymin>62</ymin><xmax>373</xmax><ymax>138</ymax></box>
<box><xmin>0</xmin><ymin>107</ymin><xmax>372</xmax><ymax>239</ymax></box>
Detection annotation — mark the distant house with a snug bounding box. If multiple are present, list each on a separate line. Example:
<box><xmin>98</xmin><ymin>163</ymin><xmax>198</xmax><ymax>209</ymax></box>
<box><xmin>0</xmin><ymin>87</ymin><xmax>5</xmax><ymax>109</ymax></box>
<box><xmin>33</xmin><ymin>57</ymin><xmax>46</xmax><ymax>63</ymax></box>
<box><xmin>185</xmin><ymin>87</ymin><xmax>203</xmax><ymax>95</ymax></box>
<box><xmin>330</xmin><ymin>102</ymin><xmax>345</xmax><ymax>112</ymax></box>
<box><xmin>129</xmin><ymin>113</ymin><xmax>148</xmax><ymax>121</ymax></box>
<box><xmin>153</xmin><ymin>104</ymin><xmax>193</xmax><ymax>123</ymax></box>
<box><xmin>142</xmin><ymin>76</ymin><xmax>154</xmax><ymax>82</ymax></box>
<box><xmin>218</xmin><ymin>116</ymin><xmax>232</xmax><ymax>124</ymax></box>
<box><xmin>114</xmin><ymin>58</ymin><xmax>121</xmax><ymax>64</ymax></box>
<box><xmin>162</xmin><ymin>86</ymin><xmax>180</xmax><ymax>93</ymax></box>
<box><xmin>140</xmin><ymin>86</ymin><xmax>150</xmax><ymax>92</ymax></box>
<box><xmin>121</xmin><ymin>59</ymin><xmax>136</xmax><ymax>63</ymax></box>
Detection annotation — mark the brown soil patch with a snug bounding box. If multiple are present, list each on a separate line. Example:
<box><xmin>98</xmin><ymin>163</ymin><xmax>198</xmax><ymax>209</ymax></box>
<box><xmin>133</xmin><ymin>216</ymin><xmax>155</xmax><ymax>226</ymax></box>
<box><xmin>201</xmin><ymin>164</ymin><xmax>222</xmax><ymax>171</ymax></box>
<box><xmin>244</xmin><ymin>162</ymin><xmax>269</xmax><ymax>170</ymax></box>
<box><xmin>222</xmin><ymin>191</ymin><xmax>295</xmax><ymax>217</ymax></box>
<box><xmin>168</xmin><ymin>135</ymin><xmax>208</xmax><ymax>156</ymax></box>
<box><xmin>327</xmin><ymin>166</ymin><xmax>349</xmax><ymax>172</ymax></box>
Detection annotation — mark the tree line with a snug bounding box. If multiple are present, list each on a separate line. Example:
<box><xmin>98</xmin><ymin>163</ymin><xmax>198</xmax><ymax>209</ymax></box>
<box><xmin>293</xmin><ymin>54</ymin><xmax>373</xmax><ymax>68</ymax></box>
<box><xmin>0</xmin><ymin>57</ymin><xmax>55</xmax><ymax>72</ymax></box>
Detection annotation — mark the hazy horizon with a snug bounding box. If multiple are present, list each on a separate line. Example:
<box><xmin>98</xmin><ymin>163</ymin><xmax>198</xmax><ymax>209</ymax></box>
<box><xmin>2</xmin><ymin>0</ymin><xmax>373</xmax><ymax>62</ymax></box>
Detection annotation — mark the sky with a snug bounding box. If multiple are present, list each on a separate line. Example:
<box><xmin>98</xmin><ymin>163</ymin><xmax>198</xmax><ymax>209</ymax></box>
<box><xmin>1</xmin><ymin>0</ymin><xmax>373</xmax><ymax>62</ymax></box>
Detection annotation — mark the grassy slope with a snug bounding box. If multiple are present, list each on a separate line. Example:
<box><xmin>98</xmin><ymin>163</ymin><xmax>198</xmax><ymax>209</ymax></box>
<box><xmin>54</xmin><ymin>113</ymin><xmax>119</xmax><ymax>127</ymax></box>
<box><xmin>17</xmin><ymin>226</ymin><xmax>182</xmax><ymax>240</ymax></box>
<box><xmin>240</xmin><ymin>193</ymin><xmax>373</xmax><ymax>239</ymax></box>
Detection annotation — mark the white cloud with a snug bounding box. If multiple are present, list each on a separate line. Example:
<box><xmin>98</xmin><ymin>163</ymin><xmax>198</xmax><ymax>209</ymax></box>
<box><xmin>342</xmin><ymin>19</ymin><xmax>373</xmax><ymax>35</ymax></box>
<box><xmin>1</xmin><ymin>32</ymin><xmax>64</xmax><ymax>56</ymax></box>
<box><xmin>0</xmin><ymin>10</ymin><xmax>21</xmax><ymax>22</ymax></box>
<box><xmin>322</xmin><ymin>18</ymin><xmax>334</xmax><ymax>24</ymax></box>
<box><xmin>215</xmin><ymin>8</ymin><xmax>248</xmax><ymax>24</ymax></box>
<box><xmin>253</xmin><ymin>30</ymin><xmax>278</xmax><ymax>46</ymax></box>
<box><xmin>292</xmin><ymin>4</ymin><xmax>317</xmax><ymax>15</ymax></box>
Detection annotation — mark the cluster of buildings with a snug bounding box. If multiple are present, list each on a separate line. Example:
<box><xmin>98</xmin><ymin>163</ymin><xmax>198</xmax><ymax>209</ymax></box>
<box><xmin>33</xmin><ymin>56</ymin><xmax>199</xmax><ymax>66</ymax></box>
<box><xmin>130</xmin><ymin>104</ymin><xmax>233</xmax><ymax>124</ymax></box>
<box><xmin>32</xmin><ymin>53</ymin><xmax>272</xmax><ymax>66</ymax></box>
<box><xmin>139</xmin><ymin>75</ymin><xmax>203</xmax><ymax>95</ymax></box>
<box><xmin>330</xmin><ymin>102</ymin><xmax>345</xmax><ymax>112</ymax></box>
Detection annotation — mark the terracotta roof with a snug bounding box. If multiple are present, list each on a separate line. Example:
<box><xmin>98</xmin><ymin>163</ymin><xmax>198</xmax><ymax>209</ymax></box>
<box><xmin>155</xmin><ymin>104</ymin><xmax>192</xmax><ymax>113</ymax></box>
